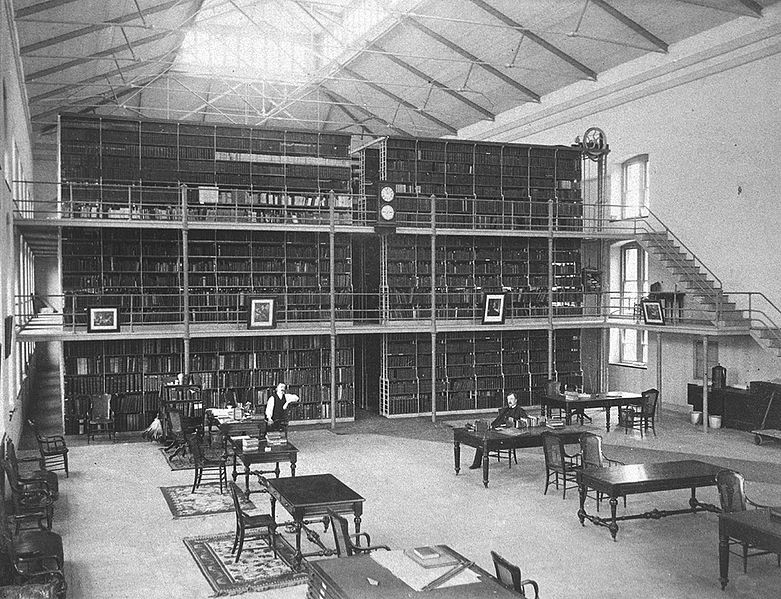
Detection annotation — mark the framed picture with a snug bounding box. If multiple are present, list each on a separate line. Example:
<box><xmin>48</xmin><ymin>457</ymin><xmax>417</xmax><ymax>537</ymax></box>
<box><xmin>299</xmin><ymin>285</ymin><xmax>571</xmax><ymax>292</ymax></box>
<box><xmin>247</xmin><ymin>297</ymin><xmax>276</xmax><ymax>329</ymax></box>
<box><xmin>482</xmin><ymin>293</ymin><xmax>507</xmax><ymax>325</ymax></box>
<box><xmin>4</xmin><ymin>315</ymin><xmax>13</xmax><ymax>358</ymax></box>
<box><xmin>87</xmin><ymin>307</ymin><xmax>120</xmax><ymax>332</ymax></box>
<box><xmin>641</xmin><ymin>300</ymin><xmax>665</xmax><ymax>325</ymax></box>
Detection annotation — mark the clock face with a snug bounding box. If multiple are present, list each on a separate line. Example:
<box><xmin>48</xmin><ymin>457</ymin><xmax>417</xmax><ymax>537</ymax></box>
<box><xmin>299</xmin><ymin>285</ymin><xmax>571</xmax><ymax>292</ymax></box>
<box><xmin>380</xmin><ymin>186</ymin><xmax>395</xmax><ymax>202</ymax></box>
<box><xmin>380</xmin><ymin>204</ymin><xmax>395</xmax><ymax>221</ymax></box>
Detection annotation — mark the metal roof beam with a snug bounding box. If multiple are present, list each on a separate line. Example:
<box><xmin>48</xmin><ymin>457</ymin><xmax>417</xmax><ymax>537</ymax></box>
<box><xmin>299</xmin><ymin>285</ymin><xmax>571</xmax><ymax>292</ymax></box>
<box><xmin>371</xmin><ymin>45</ymin><xmax>494</xmax><ymax>121</ymax></box>
<box><xmin>15</xmin><ymin>0</ymin><xmax>81</xmax><ymax>18</ymax></box>
<box><xmin>341</xmin><ymin>67</ymin><xmax>457</xmax><ymax>134</ymax></box>
<box><xmin>25</xmin><ymin>30</ymin><xmax>172</xmax><ymax>82</ymax></box>
<box><xmin>590</xmin><ymin>0</ymin><xmax>668</xmax><ymax>53</ymax></box>
<box><xmin>670</xmin><ymin>0</ymin><xmax>762</xmax><ymax>16</ymax></box>
<box><xmin>735</xmin><ymin>0</ymin><xmax>764</xmax><ymax>15</ymax></box>
<box><xmin>320</xmin><ymin>88</ymin><xmax>412</xmax><ymax>137</ymax></box>
<box><xmin>403</xmin><ymin>16</ymin><xmax>540</xmax><ymax>103</ymax></box>
<box><xmin>19</xmin><ymin>0</ymin><xmax>186</xmax><ymax>55</ymax></box>
<box><xmin>467</xmin><ymin>0</ymin><xmax>597</xmax><ymax>81</ymax></box>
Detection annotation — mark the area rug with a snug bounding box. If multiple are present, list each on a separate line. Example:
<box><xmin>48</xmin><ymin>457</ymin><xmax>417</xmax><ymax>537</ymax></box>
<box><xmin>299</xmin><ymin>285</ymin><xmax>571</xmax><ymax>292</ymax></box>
<box><xmin>160</xmin><ymin>484</ymin><xmax>252</xmax><ymax>518</ymax></box>
<box><xmin>159</xmin><ymin>446</ymin><xmax>196</xmax><ymax>470</ymax></box>
<box><xmin>184</xmin><ymin>531</ymin><xmax>308</xmax><ymax>596</ymax></box>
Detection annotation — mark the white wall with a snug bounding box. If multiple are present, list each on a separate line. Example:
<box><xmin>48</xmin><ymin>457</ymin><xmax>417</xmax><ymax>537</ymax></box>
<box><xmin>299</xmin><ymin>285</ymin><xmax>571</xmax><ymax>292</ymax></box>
<box><xmin>463</xmin><ymin>6</ymin><xmax>781</xmax><ymax>407</ymax></box>
<box><xmin>1</xmin><ymin>0</ymin><xmax>35</xmax><ymax>443</ymax></box>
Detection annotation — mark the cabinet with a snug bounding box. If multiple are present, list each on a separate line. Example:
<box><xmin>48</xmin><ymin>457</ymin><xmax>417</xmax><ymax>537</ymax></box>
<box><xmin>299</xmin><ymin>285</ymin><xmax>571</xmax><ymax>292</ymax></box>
<box><xmin>687</xmin><ymin>382</ymin><xmax>781</xmax><ymax>430</ymax></box>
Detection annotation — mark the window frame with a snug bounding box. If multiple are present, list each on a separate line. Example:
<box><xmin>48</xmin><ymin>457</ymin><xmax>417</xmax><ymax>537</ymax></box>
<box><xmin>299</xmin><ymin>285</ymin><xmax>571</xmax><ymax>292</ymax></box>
<box><xmin>621</xmin><ymin>154</ymin><xmax>649</xmax><ymax>218</ymax></box>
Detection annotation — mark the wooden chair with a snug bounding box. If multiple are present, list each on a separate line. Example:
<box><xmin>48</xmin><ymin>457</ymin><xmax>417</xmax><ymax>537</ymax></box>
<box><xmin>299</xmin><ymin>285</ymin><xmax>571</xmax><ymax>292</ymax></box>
<box><xmin>87</xmin><ymin>393</ymin><xmax>115</xmax><ymax>443</ymax></box>
<box><xmin>1</xmin><ymin>459</ymin><xmax>55</xmax><ymax>534</ymax></box>
<box><xmin>490</xmin><ymin>550</ymin><xmax>539</xmax><ymax>598</ymax></box>
<box><xmin>26</xmin><ymin>420</ymin><xmax>68</xmax><ymax>478</ymax></box>
<box><xmin>229</xmin><ymin>482</ymin><xmax>276</xmax><ymax>562</ymax></box>
<box><xmin>164</xmin><ymin>409</ymin><xmax>189</xmax><ymax>459</ymax></box>
<box><xmin>327</xmin><ymin>509</ymin><xmax>390</xmax><ymax>557</ymax></box>
<box><xmin>716</xmin><ymin>469</ymin><xmax>781</xmax><ymax>573</ymax></box>
<box><xmin>619</xmin><ymin>388</ymin><xmax>659</xmax><ymax>437</ymax></box>
<box><xmin>187</xmin><ymin>435</ymin><xmax>227</xmax><ymax>494</ymax></box>
<box><xmin>0</xmin><ymin>499</ymin><xmax>65</xmax><ymax>598</ymax></box>
<box><xmin>541</xmin><ymin>431</ymin><xmax>580</xmax><ymax>499</ymax></box>
<box><xmin>5</xmin><ymin>438</ymin><xmax>59</xmax><ymax>501</ymax></box>
<box><xmin>580</xmin><ymin>432</ymin><xmax>626</xmax><ymax>511</ymax></box>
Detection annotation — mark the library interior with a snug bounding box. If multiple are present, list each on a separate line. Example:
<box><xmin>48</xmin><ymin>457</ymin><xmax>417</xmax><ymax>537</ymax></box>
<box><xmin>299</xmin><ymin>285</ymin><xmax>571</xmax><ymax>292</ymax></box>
<box><xmin>0</xmin><ymin>1</ymin><xmax>780</xmax><ymax>598</ymax></box>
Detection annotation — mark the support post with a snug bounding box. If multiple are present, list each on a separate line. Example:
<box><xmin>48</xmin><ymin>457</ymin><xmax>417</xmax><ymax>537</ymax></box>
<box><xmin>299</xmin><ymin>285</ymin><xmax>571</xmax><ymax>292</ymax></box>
<box><xmin>702</xmin><ymin>336</ymin><xmax>709</xmax><ymax>433</ymax></box>
<box><xmin>181</xmin><ymin>185</ymin><xmax>190</xmax><ymax>376</ymax></box>
<box><xmin>430</xmin><ymin>194</ymin><xmax>437</xmax><ymax>423</ymax></box>
<box><xmin>330</xmin><ymin>191</ymin><xmax>337</xmax><ymax>430</ymax></box>
<box><xmin>656</xmin><ymin>332</ymin><xmax>663</xmax><ymax>421</ymax></box>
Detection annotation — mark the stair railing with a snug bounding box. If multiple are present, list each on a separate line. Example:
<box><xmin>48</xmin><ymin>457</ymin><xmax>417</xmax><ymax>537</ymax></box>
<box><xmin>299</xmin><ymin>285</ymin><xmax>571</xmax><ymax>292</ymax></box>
<box><xmin>630</xmin><ymin>207</ymin><xmax>723</xmax><ymax>322</ymax></box>
<box><xmin>728</xmin><ymin>291</ymin><xmax>781</xmax><ymax>349</ymax></box>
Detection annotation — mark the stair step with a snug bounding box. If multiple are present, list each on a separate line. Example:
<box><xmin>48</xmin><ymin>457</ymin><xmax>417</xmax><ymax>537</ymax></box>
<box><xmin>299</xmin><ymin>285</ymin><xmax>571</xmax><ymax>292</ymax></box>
<box><xmin>760</xmin><ymin>329</ymin><xmax>781</xmax><ymax>339</ymax></box>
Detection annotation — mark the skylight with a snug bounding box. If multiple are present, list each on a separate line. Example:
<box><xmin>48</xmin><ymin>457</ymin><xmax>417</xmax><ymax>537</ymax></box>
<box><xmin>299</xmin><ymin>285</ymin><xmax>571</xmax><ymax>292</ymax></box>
<box><xmin>176</xmin><ymin>0</ymin><xmax>401</xmax><ymax>85</ymax></box>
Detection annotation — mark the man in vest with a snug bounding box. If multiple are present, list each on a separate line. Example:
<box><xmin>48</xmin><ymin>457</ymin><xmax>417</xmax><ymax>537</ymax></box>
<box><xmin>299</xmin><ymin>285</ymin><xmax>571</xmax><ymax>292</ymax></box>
<box><xmin>265</xmin><ymin>382</ymin><xmax>299</xmax><ymax>431</ymax></box>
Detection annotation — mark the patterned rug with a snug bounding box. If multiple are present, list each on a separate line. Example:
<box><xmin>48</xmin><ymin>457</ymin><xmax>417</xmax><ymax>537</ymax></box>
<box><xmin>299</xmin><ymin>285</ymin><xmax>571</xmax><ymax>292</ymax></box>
<box><xmin>184</xmin><ymin>531</ymin><xmax>308</xmax><ymax>596</ymax></box>
<box><xmin>161</xmin><ymin>484</ymin><xmax>253</xmax><ymax>518</ymax></box>
<box><xmin>159</xmin><ymin>444</ymin><xmax>228</xmax><ymax>471</ymax></box>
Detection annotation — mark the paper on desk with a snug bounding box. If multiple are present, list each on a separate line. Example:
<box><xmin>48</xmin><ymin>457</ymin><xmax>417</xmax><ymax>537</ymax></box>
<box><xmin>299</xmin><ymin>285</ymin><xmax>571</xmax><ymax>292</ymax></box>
<box><xmin>372</xmin><ymin>549</ymin><xmax>480</xmax><ymax>591</ymax></box>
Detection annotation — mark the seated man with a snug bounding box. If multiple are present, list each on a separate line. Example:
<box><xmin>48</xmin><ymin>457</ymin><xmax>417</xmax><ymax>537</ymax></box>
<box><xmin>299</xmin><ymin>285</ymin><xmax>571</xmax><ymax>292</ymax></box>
<box><xmin>469</xmin><ymin>393</ymin><xmax>529</xmax><ymax>469</ymax></box>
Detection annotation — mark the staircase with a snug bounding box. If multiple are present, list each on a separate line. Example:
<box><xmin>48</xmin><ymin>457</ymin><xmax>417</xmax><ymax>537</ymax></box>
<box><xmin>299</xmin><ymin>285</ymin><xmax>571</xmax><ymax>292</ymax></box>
<box><xmin>633</xmin><ymin>215</ymin><xmax>781</xmax><ymax>358</ymax></box>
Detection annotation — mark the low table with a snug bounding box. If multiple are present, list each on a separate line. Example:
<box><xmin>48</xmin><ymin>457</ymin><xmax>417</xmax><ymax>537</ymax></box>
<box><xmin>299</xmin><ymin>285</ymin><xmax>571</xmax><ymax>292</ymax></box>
<box><xmin>541</xmin><ymin>391</ymin><xmax>642</xmax><ymax>431</ymax></box>
<box><xmin>577</xmin><ymin>459</ymin><xmax>722</xmax><ymax>540</ymax></box>
<box><xmin>230</xmin><ymin>437</ymin><xmax>297</xmax><ymax>495</ymax></box>
<box><xmin>262</xmin><ymin>473</ymin><xmax>364</xmax><ymax>567</ymax></box>
<box><xmin>719</xmin><ymin>507</ymin><xmax>781</xmax><ymax>590</ymax></box>
<box><xmin>453</xmin><ymin>425</ymin><xmax>582</xmax><ymax>488</ymax></box>
<box><xmin>307</xmin><ymin>545</ymin><xmax>519</xmax><ymax>598</ymax></box>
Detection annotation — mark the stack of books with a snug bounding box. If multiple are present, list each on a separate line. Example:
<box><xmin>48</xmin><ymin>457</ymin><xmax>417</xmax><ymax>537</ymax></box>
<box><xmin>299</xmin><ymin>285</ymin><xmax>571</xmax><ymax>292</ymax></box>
<box><xmin>266</xmin><ymin>431</ymin><xmax>287</xmax><ymax>447</ymax></box>
<box><xmin>242</xmin><ymin>438</ymin><xmax>260</xmax><ymax>452</ymax></box>
<box><xmin>546</xmin><ymin>418</ymin><xmax>566</xmax><ymax>429</ymax></box>
<box><xmin>516</xmin><ymin>415</ymin><xmax>541</xmax><ymax>428</ymax></box>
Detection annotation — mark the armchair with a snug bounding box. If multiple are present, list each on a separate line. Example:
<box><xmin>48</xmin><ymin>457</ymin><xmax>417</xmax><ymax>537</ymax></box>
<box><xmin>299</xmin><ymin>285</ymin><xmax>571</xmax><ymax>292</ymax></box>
<box><xmin>541</xmin><ymin>431</ymin><xmax>580</xmax><ymax>499</ymax></box>
<box><xmin>490</xmin><ymin>550</ymin><xmax>539</xmax><ymax>598</ymax></box>
<box><xmin>229</xmin><ymin>482</ymin><xmax>276</xmax><ymax>562</ymax></box>
<box><xmin>618</xmin><ymin>388</ymin><xmax>659</xmax><ymax>437</ymax></box>
<box><xmin>716</xmin><ymin>469</ymin><xmax>781</xmax><ymax>573</ymax></box>
<box><xmin>4</xmin><ymin>439</ymin><xmax>58</xmax><ymax>501</ymax></box>
<box><xmin>327</xmin><ymin>509</ymin><xmax>390</xmax><ymax>557</ymax></box>
<box><xmin>25</xmin><ymin>421</ymin><xmax>68</xmax><ymax>478</ymax></box>
<box><xmin>87</xmin><ymin>393</ymin><xmax>115</xmax><ymax>443</ymax></box>
<box><xmin>579</xmin><ymin>432</ymin><xmax>626</xmax><ymax>511</ymax></box>
<box><xmin>1</xmin><ymin>461</ymin><xmax>54</xmax><ymax>534</ymax></box>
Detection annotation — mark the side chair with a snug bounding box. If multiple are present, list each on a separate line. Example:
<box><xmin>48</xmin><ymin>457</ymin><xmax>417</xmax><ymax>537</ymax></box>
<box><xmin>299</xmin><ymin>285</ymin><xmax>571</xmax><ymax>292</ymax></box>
<box><xmin>1</xmin><ymin>459</ymin><xmax>55</xmax><ymax>534</ymax></box>
<box><xmin>580</xmin><ymin>432</ymin><xmax>626</xmax><ymax>511</ymax></box>
<box><xmin>5</xmin><ymin>438</ymin><xmax>59</xmax><ymax>501</ymax></box>
<box><xmin>327</xmin><ymin>509</ymin><xmax>390</xmax><ymax>557</ymax></box>
<box><xmin>716</xmin><ymin>469</ymin><xmax>781</xmax><ymax>573</ymax></box>
<box><xmin>26</xmin><ymin>419</ymin><xmax>68</xmax><ymax>478</ymax></box>
<box><xmin>490</xmin><ymin>550</ymin><xmax>540</xmax><ymax>598</ymax></box>
<box><xmin>541</xmin><ymin>431</ymin><xmax>580</xmax><ymax>499</ymax></box>
<box><xmin>188</xmin><ymin>435</ymin><xmax>227</xmax><ymax>494</ymax></box>
<box><xmin>229</xmin><ymin>482</ymin><xmax>276</xmax><ymax>562</ymax></box>
<box><xmin>87</xmin><ymin>393</ymin><xmax>115</xmax><ymax>443</ymax></box>
<box><xmin>619</xmin><ymin>388</ymin><xmax>659</xmax><ymax>437</ymax></box>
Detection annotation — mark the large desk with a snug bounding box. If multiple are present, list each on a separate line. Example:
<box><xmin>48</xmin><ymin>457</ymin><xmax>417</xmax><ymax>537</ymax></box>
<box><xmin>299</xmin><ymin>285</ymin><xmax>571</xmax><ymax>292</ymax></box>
<box><xmin>577</xmin><ymin>460</ymin><xmax>722</xmax><ymax>541</ymax></box>
<box><xmin>541</xmin><ymin>391</ymin><xmax>642</xmax><ymax>431</ymax></box>
<box><xmin>307</xmin><ymin>545</ymin><xmax>519</xmax><ymax>599</ymax></box>
<box><xmin>263</xmin><ymin>473</ymin><xmax>364</xmax><ymax>567</ymax></box>
<box><xmin>230</xmin><ymin>437</ymin><xmax>297</xmax><ymax>495</ymax></box>
<box><xmin>453</xmin><ymin>425</ymin><xmax>582</xmax><ymax>488</ymax></box>
<box><xmin>719</xmin><ymin>508</ymin><xmax>781</xmax><ymax>590</ymax></box>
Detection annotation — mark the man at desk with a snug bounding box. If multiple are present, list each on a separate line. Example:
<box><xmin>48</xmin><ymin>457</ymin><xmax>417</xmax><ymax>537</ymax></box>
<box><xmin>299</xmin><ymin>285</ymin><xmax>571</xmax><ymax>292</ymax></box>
<box><xmin>265</xmin><ymin>382</ymin><xmax>300</xmax><ymax>431</ymax></box>
<box><xmin>469</xmin><ymin>393</ymin><xmax>529</xmax><ymax>469</ymax></box>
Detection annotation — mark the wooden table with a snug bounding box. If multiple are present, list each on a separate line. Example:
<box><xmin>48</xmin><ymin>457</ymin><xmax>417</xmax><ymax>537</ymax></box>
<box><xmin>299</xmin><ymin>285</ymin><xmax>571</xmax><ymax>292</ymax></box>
<box><xmin>719</xmin><ymin>507</ymin><xmax>781</xmax><ymax>590</ymax></box>
<box><xmin>307</xmin><ymin>545</ymin><xmax>519</xmax><ymax>598</ymax></box>
<box><xmin>263</xmin><ymin>473</ymin><xmax>364</xmax><ymax>567</ymax></box>
<box><xmin>230</xmin><ymin>437</ymin><xmax>297</xmax><ymax>495</ymax></box>
<box><xmin>577</xmin><ymin>459</ymin><xmax>722</xmax><ymax>540</ymax></box>
<box><xmin>541</xmin><ymin>391</ymin><xmax>642</xmax><ymax>431</ymax></box>
<box><xmin>453</xmin><ymin>425</ymin><xmax>583</xmax><ymax>488</ymax></box>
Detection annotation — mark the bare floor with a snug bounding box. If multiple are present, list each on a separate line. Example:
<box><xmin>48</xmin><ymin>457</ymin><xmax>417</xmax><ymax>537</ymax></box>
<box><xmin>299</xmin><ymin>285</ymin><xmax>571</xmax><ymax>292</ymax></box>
<box><xmin>42</xmin><ymin>407</ymin><xmax>781</xmax><ymax>598</ymax></box>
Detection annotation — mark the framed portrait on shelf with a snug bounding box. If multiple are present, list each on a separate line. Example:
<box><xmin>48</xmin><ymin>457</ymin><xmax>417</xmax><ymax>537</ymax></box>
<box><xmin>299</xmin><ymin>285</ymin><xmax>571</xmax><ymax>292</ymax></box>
<box><xmin>481</xmin><ymin>293</ymin><xmax>507</xmax><ymax>325</ymax></box>
<box><xmin>87</xmin><ymin>307</ymin><xmax>120</xmax><ymax>333</ymax></box>
<box><xmin>641</xmin><ymin>300</ymin><xmax>665</xmax><ymax>325</ymax></box>
<box><xmin>247</xmin><ymin>297</ymin><xmax>276</xmax><ymax>329</ymax></box>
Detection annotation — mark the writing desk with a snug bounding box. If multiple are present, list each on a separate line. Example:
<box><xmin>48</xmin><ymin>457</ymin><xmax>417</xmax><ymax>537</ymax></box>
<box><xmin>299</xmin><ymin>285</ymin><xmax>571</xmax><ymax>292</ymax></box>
<box><xmin>229</xmin><ymin>437</ymin><xmax>297</xmax><ymax>495</ymax></box>
<box><xmin>307</xmin><ymin>545</ymin><xmax>519</xmax><ymax>598</ymax></box>
<box><xmin>577</xmin><ymin>459</ymin><xmax>722</xmax><ymax>540</ymax></box>
<box><xmin>453</xmin><ymin>425</ymin><xmax>582</xmax><ymax>488</ymax></box>
<box><xmin>719</xmin><ymin>508</ymin><xmax>781</xmax><ymax>590</ymax></box>
<box><xmin>263</xmin><ymin>473</ymin><xmax>364</xmax><ymax>567</ymax></box>
<box><xmin>541</xmin><ymin>391</ymin><xmax>642</xmax><ymax>431</ymax></box>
